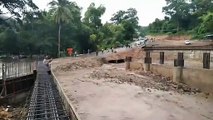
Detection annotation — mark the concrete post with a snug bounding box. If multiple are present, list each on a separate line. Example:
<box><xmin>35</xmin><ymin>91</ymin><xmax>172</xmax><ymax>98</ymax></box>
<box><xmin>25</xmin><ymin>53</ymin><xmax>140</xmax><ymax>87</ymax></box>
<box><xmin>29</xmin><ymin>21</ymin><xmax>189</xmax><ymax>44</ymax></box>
<box><xmin>173</xmin><ymin>66</ymin><xmax>183</xmax><ymax>83</ymax></box>
<box><xmin>144</xmin><ymin>51</ymin><xmax>152</xmax><ymax>72</ymax></box>
<box><xmin>125</xmin><ymin>56</ymin><xmax>132</xmax><ymax>70</ymax></box>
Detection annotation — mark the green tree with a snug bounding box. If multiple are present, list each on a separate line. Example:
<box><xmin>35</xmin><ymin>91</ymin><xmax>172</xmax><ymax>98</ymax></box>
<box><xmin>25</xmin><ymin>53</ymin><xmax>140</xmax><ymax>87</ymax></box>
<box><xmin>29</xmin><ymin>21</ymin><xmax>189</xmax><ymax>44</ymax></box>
<box><xmin>0</xmin><ymin>0</ymin><xmax>38</xmax><ymax>27</ymax></box>
<box><xmin>100</xmin><ymin>23</ymin><xmax>124</xmax><ymax>48</ymax></box>
<box><xmin>83</xmin><ymin>3</ymin><xmax>106</xmax><ymax>51</ymax></box>
<box><xmin>49</xmin><ymin>0</ymin><xmax>73</xmax><ymax>57</ymax></box>
<box><xmin>110</xmin><ymin>8</ymin><xmax>139</xmax><ymax>42</ymax></box>
<box><xmin>163</xmin><ymin>0</ymin><xmax>192</xmax><ymax>31</ymax></box>
<box><xmin>147</xmin><ymin>0</ymin><xmax>213</xmax><ymax>37</ymax></box>
<box><xmin>198</xmin><ymin>12</ymin><xmax>213</xmax><ymax>34</ymax></box>
<box><xmin>83</xmin><ymin>3</ymin><xmax>106</xmax><ymax>29</ymax></box>
<box><xmin>0</xmin><ymin>28</ymin><xmax>19</xmax><ymax>54</ymax></box>
<box><xmin>191</xmin><ymin>0</ymin><xmax>213</xmax><ymax>17</ymax></box>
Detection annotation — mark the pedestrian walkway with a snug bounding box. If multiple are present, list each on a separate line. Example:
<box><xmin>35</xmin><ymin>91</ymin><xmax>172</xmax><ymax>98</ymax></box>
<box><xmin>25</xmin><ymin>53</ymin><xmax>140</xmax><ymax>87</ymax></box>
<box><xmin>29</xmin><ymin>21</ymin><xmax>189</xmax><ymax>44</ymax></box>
<box><xmin>26</xmin><ymin>62</ymin><xmax>70</xmax><ymax>120</ymax></box>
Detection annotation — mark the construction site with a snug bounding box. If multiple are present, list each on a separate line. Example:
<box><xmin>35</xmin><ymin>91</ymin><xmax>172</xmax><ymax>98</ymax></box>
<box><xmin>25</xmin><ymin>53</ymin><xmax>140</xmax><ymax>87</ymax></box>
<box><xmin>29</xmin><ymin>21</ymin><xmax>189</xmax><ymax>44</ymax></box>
<box><xmin>0</xmin><ymin>36</ymin><xmax>213</xmax><ymax>120</ymax></box>
<box><xmin>49</xmin><ymin>36</ymin><xmax>213</xmax><ymax>120</ymax></box>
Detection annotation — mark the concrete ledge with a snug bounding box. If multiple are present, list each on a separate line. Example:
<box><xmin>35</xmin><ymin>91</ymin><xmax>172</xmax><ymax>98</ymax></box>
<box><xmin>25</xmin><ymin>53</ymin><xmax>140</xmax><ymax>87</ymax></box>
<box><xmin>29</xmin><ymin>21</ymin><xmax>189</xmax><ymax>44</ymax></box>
<box><xmin>51</xmin><ymin>70</ymin><xmax>81</xmax><ymax>120</ymax></box>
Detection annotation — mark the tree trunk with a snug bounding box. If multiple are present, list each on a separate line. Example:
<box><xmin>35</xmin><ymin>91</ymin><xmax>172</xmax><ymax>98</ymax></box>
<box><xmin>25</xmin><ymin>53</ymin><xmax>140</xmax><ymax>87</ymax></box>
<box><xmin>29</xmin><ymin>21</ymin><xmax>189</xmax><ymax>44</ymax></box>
<box><xmin>58</xmin><ymin>24</ymin><xmax>61</xmax><ymax>57</ymax></box>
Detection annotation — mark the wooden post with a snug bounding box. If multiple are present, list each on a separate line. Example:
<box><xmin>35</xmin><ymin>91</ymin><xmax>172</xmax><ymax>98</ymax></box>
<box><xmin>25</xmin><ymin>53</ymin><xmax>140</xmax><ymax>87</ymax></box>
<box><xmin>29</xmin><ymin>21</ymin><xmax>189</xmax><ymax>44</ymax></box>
<box><xmin>159</xmin><ymin>52</ymin><xmax>164</xmax><ymax>64</ymax></box>
<box><xmin>203</xmin><ymin>53</ymin><xmax>210</xmax><ymax>69</ymax></box>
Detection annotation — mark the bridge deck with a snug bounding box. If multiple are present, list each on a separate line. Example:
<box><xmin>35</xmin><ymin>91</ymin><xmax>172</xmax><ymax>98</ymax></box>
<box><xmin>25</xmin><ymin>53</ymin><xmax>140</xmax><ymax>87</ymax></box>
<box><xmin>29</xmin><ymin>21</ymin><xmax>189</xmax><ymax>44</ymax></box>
<box><xmin>143</xmin><ymin>45</ymin><xmax>213</xmax><ymax>51</ymax></box>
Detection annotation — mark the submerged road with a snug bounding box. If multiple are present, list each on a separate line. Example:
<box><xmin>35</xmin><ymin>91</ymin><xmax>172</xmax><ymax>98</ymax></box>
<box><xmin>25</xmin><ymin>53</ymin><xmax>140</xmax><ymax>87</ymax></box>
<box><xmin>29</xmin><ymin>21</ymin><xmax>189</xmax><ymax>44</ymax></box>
<box><xmin>26</xmin><ymin>62</ymin><xmax>70</xmax><ymax>120</ymax></box>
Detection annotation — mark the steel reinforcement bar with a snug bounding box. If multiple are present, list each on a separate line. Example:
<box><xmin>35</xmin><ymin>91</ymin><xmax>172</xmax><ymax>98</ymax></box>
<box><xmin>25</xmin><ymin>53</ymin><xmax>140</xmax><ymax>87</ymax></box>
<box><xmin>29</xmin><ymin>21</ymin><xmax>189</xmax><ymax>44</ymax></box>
<box><xmin>26</xmin><ymin>62</ymin><xmax>70</xmax><ymax>120</ymax></box>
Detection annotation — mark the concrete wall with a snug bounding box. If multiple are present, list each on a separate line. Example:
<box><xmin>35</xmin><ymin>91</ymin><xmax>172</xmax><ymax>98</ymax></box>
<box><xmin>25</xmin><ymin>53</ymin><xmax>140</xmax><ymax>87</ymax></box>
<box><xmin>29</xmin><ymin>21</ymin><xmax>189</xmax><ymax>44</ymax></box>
<box><xmin>150</xmin><ymin>64</ymin><xmax>173</xmax><ymax>79</ymax></box>
<box><xmin>130</xmin><ymin>61</ymin><xmax>144</xmax><ymax>70</ymax></box>
<box><xmin>182</xmin><ymin>68</ymin><xmax>213</xmax><ymax>92</ymax></box>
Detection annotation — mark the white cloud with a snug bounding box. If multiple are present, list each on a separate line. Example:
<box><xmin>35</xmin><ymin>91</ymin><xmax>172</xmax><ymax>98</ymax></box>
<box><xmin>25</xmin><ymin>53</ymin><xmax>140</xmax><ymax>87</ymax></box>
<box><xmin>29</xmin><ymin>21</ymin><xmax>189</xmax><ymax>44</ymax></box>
<box><xmin>32</xmin><ymin>0</ymin><xmax>166</xmax><ymax>26</ymax></box>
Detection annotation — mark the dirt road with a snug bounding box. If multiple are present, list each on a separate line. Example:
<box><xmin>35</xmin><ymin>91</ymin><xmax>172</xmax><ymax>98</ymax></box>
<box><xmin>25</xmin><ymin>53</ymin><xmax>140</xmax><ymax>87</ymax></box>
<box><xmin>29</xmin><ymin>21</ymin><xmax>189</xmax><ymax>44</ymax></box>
<box><xmin>51</xmin><ymin>57</ymin><xmax>213</xmax><ymax>120</ymax></box>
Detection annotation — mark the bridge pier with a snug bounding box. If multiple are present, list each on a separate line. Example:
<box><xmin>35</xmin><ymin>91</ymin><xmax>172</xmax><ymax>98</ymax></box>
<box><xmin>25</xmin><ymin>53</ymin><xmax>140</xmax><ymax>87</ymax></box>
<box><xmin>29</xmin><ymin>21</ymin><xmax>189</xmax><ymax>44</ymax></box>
<box><xmin>173</xmin><ymin>52</ymin><xmax>184</xmax><ymax>83</ymax></box>
<box><xmin>144</xmin><ymin>51</ymin><xmax>152</xmax><ymax>72</ymax></box>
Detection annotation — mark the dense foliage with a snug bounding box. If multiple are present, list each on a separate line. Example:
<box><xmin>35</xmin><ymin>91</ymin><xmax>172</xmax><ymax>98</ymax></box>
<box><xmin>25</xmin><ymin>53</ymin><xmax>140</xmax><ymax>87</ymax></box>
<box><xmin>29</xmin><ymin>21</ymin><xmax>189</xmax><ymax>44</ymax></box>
<box><xmin>0</xmin><ymin>0</ymin><xmax>141</xmax><ymax>57</ymax></box>
<box><xmin>147</xmin><ymin>0</ymin><xmax>213</xmax><ymax>37</ymax></box>
<box><xmin>1</xmin><ymin>0</ymin><xmax>212</xmax><ymax>57</ymax></box>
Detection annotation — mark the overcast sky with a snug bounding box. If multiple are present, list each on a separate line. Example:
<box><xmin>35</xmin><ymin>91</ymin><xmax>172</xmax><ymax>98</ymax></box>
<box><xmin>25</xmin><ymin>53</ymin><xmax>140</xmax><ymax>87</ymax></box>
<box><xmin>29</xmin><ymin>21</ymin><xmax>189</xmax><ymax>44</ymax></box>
<box><xmin>33</xmin><ymin>0</ymin><xmax>166</xmax><ymax>26</ymax></box>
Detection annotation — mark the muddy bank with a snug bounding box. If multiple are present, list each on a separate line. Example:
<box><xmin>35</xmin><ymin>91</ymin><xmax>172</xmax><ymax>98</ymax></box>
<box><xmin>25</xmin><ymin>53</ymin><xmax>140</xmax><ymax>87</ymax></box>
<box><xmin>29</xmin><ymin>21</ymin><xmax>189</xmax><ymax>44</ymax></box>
<box><xmin>51</xmin><ymin>57</ymin><xmax>213</xmax><ymax>120</ymax></box>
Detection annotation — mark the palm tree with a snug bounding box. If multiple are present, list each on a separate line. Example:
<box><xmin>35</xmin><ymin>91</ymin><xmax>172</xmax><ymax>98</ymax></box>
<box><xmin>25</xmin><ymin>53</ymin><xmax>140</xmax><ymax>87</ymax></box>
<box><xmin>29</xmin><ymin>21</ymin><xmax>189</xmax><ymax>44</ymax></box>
<box><xmin>49</xmin><ymin>0</ymin><xmax>72</xmax><ymax>57</ymax></box>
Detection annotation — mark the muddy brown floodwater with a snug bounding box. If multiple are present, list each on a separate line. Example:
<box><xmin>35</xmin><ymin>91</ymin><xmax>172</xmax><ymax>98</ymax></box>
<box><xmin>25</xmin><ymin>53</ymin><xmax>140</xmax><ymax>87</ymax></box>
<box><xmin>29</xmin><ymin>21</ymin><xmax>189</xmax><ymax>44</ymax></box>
<box><xmin>51</xmin><ymin>57</ymin><xmax>213</xmax><ymax>120</ymax></box>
